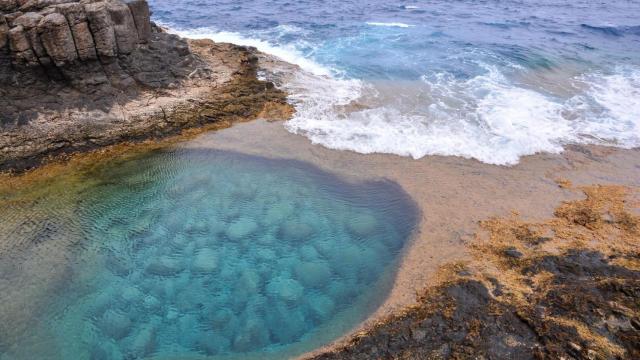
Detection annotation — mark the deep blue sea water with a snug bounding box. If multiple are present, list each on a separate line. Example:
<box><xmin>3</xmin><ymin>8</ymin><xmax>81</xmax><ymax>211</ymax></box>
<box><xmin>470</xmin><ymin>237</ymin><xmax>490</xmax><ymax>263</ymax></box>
<box><xmin>0</xmin><ymin>150</ymin><xmax>418</xmax><ymax>359</ymax></box>
<box><xmin>150</xmin><ymin>0</ymin><xmax>640</xmax><ymax>165</ymax></box>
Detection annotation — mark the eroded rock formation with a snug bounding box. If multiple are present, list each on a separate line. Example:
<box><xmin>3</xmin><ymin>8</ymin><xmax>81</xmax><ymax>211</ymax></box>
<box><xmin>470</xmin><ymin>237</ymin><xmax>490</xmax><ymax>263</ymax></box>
<box><xmin>0</xmin><ymin>0</ymin><xmax>291</xmax><ymax>171</ymax></box>
<box><xmin>1</xmin><ymin>0</ymin><xmax>151</xmax><ymax>75</ymax></box>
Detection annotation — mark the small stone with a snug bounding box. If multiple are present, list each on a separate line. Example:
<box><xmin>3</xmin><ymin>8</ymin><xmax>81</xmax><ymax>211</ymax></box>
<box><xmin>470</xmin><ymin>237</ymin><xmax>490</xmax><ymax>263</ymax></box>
<box><xmin>569</xmin><ymin>342</ymin><xmax>582</xmax><ymax>353</ymax></box>
<box><xmin>411</xmin><ymin>328</ymin><xmax>427</xmax><ymax>341</ymax></box>
<box><xmin>504</xmin><ymin>247</ymin><xmax>523</xmax><ymax>259</ymax></box>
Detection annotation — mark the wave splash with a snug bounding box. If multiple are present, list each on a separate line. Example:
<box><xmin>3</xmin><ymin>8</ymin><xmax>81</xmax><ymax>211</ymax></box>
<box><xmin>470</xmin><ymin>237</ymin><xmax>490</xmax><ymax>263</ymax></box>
<box><xmin>366</xmin><ymin>22</ymin><xmax>414</xmax><ymax>28</ymax></box>
<box><xmin>175</xmin><ymin>26</ymin><xmax>639</xmax><ymax>166</ymax></box>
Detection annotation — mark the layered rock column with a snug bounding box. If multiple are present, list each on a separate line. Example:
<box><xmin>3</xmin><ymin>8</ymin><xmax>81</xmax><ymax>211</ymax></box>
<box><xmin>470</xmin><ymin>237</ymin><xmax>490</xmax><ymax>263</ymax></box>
<box><xmin>0</xmin><ymin>0</ymin><xmax>152</xmax><ymax>69</ymax></box>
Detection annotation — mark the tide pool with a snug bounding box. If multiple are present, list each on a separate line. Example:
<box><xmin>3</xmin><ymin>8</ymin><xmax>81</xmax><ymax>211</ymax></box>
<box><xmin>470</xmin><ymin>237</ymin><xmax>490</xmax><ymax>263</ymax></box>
<box><xmin>0</xmin><ymin>149</ymin><xmax>418</xmax><ymax>359</ymax></box>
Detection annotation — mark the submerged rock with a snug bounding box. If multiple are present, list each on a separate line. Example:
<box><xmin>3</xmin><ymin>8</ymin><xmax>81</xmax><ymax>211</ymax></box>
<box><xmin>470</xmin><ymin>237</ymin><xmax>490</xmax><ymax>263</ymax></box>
<box><xmin>226</xmin><ymin>217</ymin><xmax>259</xmax><ymax>240</ymax></box>
<box><xmin>266</xmin><ymin>276</ymin><xmax>304</xmax><ymax>303</ymax></box>
<box><xmin>192</xmin><ymin>248</ymin><xmax>218</xmax><ymax>273</ymax></box>
<box><xmin>128</xmin><ymin>323</ymin><xmax>156</xmax><ymax>358</ymax></box>
<box><xmin>307</xmin><ymin>294</ymin><xmax>336</xmax><ymax>321</ymax></box>
<box><xmin>294</xmin><ymin>260</ymin><xmax>332</xmax><ymax>289</ymax></box>
<box><xmin>99</xmin><ymin>310</ymin><xmax>132</xmax><ymax>340</ymax></box>
<box><xmin>347</xmin><ymin>213</ymin><xmax>378</xmax><ymax>237</ymax></box>
<box><xmin>197</xmin><ymin>331</ymin><xmax>231</xmax><ymax>356</ymax></box>
<box><xmin>121</xmin><ymin>285</ymin><xmax>142</xmax><ymax>302</ymax></box>
<box><xmin>210</xmin><ymin>308</ymin><xmax>233</xmax><ymax>329</ymax></box>
<box><xmin>280</xmin><ymin>220</ymin><xmax>315</xmax><ymax>242</ymax></box>
<box><xmin>266</xmin><ymin>305</ymin><xmax>308</xmax><ymax>344</ymax></box>
<box><xmin>232</xmin><ymin>318</ymin><xmax>269</xmax><ymax>352</ymax></box>
<box><xmin>264</xmin><ymin>202</ymin><xmax>295</xmax><ymax>224</ymax></box>
<box><xmin>145</xmin><ymin>256</ymin><xmax>183</xmax><ymax>276</ymax></box>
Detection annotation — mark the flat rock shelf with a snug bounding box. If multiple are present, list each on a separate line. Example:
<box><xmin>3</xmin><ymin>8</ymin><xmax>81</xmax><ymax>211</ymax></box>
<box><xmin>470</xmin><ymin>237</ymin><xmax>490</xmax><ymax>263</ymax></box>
<box><xmin>0</xmin><ymin>148</ymin><xmax>419</xmax><ymax>359</ymax></box>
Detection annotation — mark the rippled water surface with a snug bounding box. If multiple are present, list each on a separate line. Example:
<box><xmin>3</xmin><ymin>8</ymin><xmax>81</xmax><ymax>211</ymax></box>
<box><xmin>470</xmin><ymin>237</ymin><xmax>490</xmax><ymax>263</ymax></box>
<box><xmin>150</xmin><ymin>0</ymin><xmax>640</xmax><ymax>165</ymax></box>
<box><xmin>0</xmin><ymin>150</ymin><xmax>418</xmax><ymax>359</ymax></box>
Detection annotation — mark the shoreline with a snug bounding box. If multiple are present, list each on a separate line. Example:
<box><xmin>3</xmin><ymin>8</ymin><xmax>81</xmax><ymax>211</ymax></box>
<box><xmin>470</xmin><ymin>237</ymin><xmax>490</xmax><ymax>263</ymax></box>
<box><xmin>1</xmin><ymin>117</ymin><xmax>638</xmax><ymax>358</ymax></box>
<box><xmin>178</xmin><ymin>120</ymin><xmax>640</xmax><ymax>359</ymax></box>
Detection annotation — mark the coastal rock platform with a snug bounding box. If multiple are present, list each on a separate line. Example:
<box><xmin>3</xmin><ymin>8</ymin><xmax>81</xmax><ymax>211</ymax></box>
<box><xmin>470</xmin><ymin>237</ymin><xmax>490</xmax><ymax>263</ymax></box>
<box><xmin>0</xmin><ymin>0</ymin><xmax>290</xmax><ymax>172</ymax></box>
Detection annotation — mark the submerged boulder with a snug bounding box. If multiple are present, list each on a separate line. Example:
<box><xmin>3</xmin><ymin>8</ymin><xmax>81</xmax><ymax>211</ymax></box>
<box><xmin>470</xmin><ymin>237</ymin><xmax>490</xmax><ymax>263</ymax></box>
<box><xmin>128</xmin><ymin>323</ymin><xmax>156</xmax><ymax>358</ymax></box>
<box><xmin>197</xmin><ymin>331</ymin><xmax>230</xmax><ymax>356</ymax></box>
<box><xmin>266</xmin><ymin>305</ymin><xmax>307</xmax><ymax>344</ymax></box>
<box><xmin>347</xmin><ymin>213</ymin><xmax>378</xmax><ymax>237</ymax></box>
<box><xmin>307</xmin><ymin>294</ymin><xmax>336</xmax><ymax>321</ymax></box>
<box><xmin>279</xmin><ymin>220</ymin><xmax>315</xmax><ymax>242</ymax></box>
<box><xmin>266</xmin><ymin>276</ymin><xmax>304</xmax><ymax>303</ymax></box>
<box><xmin>145</xmin><ymin>255</ymin><xmax>183</xmax><ymax>276</ymax></box>
<box><xmin>192</xmin><ymin>248</ymin><xmax>218</xmax><ymax>273</ymax></box>
<box><xmin>99</xmin><ymin>310</ymin><xmax>132</xmax><ymax>340</ymax></box>
<box><xmin>226</xmin><ymin>217</ymin><xmax>259</xmax><ymax>240</ymax></box>
<box><xmin>294</xmin><ymin>260</ymin><xmax>332</xmax><ymax>289</ymax></box>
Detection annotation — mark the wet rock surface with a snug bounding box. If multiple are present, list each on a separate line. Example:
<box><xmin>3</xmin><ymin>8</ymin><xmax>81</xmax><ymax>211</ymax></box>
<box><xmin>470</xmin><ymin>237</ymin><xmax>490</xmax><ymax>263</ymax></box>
<box><xmin>0</xmin><ymin>0</ymin><xmax>291</xmax><ymax>172</ymax></box>
<box><xmin>312</xmin><ymin>185</ymin><xmax>640</xmax><ymax>360</ymax></box>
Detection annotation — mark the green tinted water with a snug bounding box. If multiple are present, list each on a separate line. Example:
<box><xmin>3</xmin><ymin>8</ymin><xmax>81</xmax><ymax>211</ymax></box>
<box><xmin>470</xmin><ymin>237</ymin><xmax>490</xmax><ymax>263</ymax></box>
<box><xmin>0</xmin><ymin>149</ymin><xmax>418</xmax><ymax>359</ymax></box>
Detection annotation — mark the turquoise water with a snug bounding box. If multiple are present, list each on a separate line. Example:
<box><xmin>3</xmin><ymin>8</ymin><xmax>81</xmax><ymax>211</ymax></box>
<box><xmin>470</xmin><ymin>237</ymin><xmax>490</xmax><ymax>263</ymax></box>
<box><xmin>0</xmin><ymin>149</ymin><xmax>418</xmax><ymax>359</ymax></box>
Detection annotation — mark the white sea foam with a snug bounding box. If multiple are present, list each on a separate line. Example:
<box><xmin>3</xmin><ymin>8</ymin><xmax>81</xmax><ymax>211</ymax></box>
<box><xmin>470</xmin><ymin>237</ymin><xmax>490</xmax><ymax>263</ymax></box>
<box><xmin>285</xmin><ymin>63</ymin><xmax>640</xmax><ymax>165</ymax></box>
<box><xmin>578</xmin><ymin>67</ymin><xmax>640</xmax><ymax>146</ymax></box>
<box><xmin>171</xmin><ymin>27</ymin><xmax>331</xmax><ymax>76</ymax></box>
<box><xmin>366</xmin><ymin>22</ymin><xmax>414</xmax><ymax>28</ymax></box>
<box><xmin>173</xmin><ymin>26</ymin><xmax>640</xmax><ymax>166</ymax></box>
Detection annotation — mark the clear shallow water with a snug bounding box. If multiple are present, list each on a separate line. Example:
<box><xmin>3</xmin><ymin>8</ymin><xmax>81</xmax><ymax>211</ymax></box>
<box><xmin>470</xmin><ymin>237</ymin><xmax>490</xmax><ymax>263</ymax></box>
<box><xmin>0</xmin><ymin>149</ymin><xmax>418</xmax><ymax>359</ymax></box>
<box><xmin>150</xmin><ymin>0</ymin><xmax>640</xmax><ymax>165</ymax></box>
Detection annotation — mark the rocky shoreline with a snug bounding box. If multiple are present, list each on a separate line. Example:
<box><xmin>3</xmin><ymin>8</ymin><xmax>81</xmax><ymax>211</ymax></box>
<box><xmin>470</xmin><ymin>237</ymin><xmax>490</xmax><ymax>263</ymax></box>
<box><xmin>0</xmin><ymin>0</ymin><xmax>291</xmax><ymax>172</ymax></box>
<box><xmin>2</xmin><ymin>2</ymin><xmax>638</xmax><ymax>360</ymax></box>
<box><xmin>308</xmin><ymin>184</ymin><xmax>640</xmax><ymax>360</ymax></box>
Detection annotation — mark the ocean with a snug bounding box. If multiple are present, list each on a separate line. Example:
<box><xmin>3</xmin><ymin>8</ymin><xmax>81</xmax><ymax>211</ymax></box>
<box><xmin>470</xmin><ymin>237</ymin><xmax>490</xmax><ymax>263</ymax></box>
<box><xmin>149</xmin><ymin>0</ymin><xmax>640</xmax><ymax>165</ymax></box>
